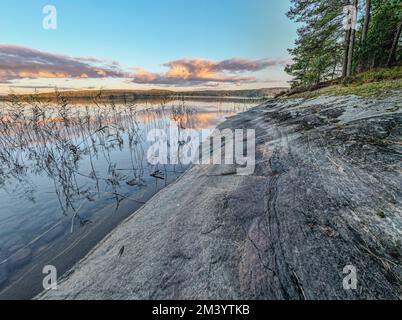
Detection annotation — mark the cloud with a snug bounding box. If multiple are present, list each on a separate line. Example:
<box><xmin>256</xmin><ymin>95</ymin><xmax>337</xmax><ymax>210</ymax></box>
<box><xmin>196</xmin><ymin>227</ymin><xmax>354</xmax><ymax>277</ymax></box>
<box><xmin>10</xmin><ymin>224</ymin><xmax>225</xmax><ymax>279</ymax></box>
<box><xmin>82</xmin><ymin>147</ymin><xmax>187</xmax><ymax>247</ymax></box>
<box><xmin>215</xmin><ymin>58</ymin><xmax>289</xmax><ymax>72</ymax></box>
<box><xmin>0</xmin><ymin>45</ymin><xmax>128</xmax><ymax>83</ymax></box>
<box><xmin>6</xmin><ymin>85</ymin><xmax>97</xmax><ymax>90</ymax></box>
<box><xmin>132</xmin><ymin>58</ymin><xmax>288</xmax><ymax>86</ymax></box>
<box><xmin>0</xmin><ymin>44</ymin><xmax>289</xmax><ymax>87</ymax></box>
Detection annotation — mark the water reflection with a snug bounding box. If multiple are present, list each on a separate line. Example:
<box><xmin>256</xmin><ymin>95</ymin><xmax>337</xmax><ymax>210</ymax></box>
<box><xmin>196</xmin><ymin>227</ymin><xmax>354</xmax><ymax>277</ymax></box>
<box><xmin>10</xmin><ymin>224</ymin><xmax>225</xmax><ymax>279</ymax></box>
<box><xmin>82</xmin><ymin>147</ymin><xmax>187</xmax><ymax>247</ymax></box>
<box><xmin>0</xmin><ymin>96</ymin><xmax>258</xmax><ymax>294</ymax></box>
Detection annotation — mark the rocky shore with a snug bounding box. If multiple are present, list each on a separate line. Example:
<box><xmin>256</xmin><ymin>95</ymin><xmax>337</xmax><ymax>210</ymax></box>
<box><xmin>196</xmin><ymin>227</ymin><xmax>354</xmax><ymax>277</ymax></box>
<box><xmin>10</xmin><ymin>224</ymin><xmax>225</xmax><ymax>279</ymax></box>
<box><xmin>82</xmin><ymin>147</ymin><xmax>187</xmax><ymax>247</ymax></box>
<box><xmin>38</xmin><ymin>94</ymin><xmax>402</xmax><ymax>300</ymax></box>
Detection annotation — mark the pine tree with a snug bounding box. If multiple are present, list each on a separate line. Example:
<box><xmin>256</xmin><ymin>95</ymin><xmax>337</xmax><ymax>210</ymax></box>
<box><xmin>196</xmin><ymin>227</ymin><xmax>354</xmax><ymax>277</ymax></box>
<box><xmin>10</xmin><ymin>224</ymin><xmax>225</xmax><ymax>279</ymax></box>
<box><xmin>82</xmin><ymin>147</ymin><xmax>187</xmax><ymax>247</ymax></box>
<box><xmin>286</xmin><ymin>0</ymin><xmax>348</xmax><ymax>88</ymax></box>
<box><xmin>387</xmin><ymin>11</ymin><xmax>402</xmax><ymax>66</ymax></box>
<box><xmin>286</xmin><ymin>0</ymin><xmax>402</xmax><ymax>88</ymax></box>
<box><xmin>357</xmin><ymin>0</ymin><xmax>372</xmax><ymax>72</ymax></box>
<box><xmin>346</xmin><ymin>0</ymin><xmax>358</xmax><ymax>77</ymax></box>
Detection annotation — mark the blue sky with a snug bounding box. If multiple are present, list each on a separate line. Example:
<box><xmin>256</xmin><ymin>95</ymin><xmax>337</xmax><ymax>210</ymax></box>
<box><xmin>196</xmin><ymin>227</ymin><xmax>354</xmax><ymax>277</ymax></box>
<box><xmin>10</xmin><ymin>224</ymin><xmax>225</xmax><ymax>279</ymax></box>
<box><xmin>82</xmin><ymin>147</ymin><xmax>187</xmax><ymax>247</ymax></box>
<box><xmin>0</xmin><ymin>0</ymin><xmax>297</xmax><ymax>93</ymax></box>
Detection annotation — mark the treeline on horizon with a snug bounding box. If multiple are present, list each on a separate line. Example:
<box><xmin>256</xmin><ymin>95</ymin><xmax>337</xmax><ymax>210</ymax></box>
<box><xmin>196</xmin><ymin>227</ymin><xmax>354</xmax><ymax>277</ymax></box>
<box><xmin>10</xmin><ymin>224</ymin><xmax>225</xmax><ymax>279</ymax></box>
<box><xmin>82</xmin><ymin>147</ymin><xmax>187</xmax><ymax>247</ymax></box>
<box><xmin>286</xmin><ymin>0</ymin><xmax>402</xmax><ymax>88</ymax></box>
<box><xmin>0</xmin><ymin>87</ymin><xmax>287</xmax><ymax>101</ymax></box>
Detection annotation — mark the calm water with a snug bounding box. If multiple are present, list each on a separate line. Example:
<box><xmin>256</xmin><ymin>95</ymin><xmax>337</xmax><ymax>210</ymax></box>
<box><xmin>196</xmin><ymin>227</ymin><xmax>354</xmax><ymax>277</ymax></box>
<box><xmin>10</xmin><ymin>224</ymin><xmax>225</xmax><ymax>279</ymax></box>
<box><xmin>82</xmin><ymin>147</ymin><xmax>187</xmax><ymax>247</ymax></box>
<box><xmin>0</xmin><ymin>98</ymin><xmax>259</xmax><ymax>298</ymax></box>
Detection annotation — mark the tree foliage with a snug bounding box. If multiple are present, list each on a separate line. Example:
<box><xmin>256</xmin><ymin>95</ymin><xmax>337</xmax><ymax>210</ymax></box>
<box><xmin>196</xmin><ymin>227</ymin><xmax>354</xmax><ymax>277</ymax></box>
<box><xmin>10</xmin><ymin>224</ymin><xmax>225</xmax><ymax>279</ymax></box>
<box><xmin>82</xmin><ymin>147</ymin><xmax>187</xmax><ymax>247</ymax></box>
<box><xmin>286</xmin><ymin>0</ymin><xmax>402</xmax><ymax>88</ymax></box>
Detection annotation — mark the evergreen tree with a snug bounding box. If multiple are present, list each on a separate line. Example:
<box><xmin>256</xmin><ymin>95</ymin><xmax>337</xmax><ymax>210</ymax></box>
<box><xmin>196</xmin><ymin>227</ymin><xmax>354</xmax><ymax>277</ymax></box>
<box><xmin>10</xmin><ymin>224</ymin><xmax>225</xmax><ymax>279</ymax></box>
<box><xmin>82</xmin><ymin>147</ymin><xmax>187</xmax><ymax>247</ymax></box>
<box><xmin>286</xmin><ymin>0</ymin><xmax>402</xmax><ymax>88</ymax></box>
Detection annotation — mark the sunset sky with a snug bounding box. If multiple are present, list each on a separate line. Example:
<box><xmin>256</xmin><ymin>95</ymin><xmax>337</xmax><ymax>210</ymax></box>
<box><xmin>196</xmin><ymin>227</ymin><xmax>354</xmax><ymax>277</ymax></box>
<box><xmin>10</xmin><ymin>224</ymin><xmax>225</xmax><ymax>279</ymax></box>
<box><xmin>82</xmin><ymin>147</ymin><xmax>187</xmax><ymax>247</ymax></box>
<box><xmin>0</xmin><ymin>0</ymin><xmax>297</xmax><ymax>94</ymax></box>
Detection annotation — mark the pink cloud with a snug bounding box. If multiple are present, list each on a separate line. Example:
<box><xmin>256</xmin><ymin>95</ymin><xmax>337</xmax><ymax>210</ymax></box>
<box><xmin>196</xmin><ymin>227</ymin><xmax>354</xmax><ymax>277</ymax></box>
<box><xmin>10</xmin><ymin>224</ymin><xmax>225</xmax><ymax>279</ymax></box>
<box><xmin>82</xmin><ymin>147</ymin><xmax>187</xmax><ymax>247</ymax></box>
<box><xmin>132</xmin><ymin>58</ymin><xmax>288</xmax><ymax>86</ymax></box>
<box><xmin>0</xmin><ymin>44</ymin><xmax>289</xmax><ymax>87</ymax></box>
<box><xmin>0</xmin><ymin>45</ymin><xmax>129</xmax><ymax>83</ymax></box>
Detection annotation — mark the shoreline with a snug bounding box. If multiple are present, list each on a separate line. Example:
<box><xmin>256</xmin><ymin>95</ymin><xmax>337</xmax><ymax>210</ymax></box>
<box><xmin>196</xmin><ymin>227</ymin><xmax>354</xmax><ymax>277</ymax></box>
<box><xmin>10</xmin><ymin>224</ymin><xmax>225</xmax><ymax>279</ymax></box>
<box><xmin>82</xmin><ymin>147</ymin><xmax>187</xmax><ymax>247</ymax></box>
<box><xmin>0</xmin><ymin>97</ymin><xmax>258</xmax><ymax>300</ymax></box>
<box><xmin>38</xmin><ymin>94</ymin><xmax>402</xmax><ymax>300</ymax></box>
<box><xmin>0</xmin><ymin>171</ymin><xmax>185</xmax><ymax>300</ymax></box>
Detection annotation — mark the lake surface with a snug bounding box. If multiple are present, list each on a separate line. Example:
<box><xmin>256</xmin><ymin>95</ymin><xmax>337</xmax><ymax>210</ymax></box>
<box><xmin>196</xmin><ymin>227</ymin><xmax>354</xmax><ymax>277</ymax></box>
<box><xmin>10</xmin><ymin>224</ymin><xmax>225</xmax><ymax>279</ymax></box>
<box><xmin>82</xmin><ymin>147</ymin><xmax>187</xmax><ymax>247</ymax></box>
<box><xmin>0</xmin><ymin>97</ymin><xmax>260</xmax><ymax>299</ymax></box>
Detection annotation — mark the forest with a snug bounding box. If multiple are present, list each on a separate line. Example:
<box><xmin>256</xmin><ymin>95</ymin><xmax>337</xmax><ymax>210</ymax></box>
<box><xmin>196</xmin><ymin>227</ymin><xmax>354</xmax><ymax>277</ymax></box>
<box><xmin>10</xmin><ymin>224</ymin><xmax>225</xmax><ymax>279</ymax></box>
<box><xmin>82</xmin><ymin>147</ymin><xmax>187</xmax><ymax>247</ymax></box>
<box><xmin>285</xmin><ymin>0</ymin><xmax>402</xmax><ymax>88</ymax></box>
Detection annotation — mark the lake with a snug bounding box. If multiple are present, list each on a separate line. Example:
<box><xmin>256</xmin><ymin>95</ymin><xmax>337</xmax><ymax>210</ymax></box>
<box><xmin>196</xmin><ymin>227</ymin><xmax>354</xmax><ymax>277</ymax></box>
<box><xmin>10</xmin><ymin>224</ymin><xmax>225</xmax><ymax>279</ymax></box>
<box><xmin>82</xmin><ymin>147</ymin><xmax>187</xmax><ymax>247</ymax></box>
<box><xmin>0</xmin><ymin>97</ymin><xmax>261</xmax><ymax>299</ymax></box>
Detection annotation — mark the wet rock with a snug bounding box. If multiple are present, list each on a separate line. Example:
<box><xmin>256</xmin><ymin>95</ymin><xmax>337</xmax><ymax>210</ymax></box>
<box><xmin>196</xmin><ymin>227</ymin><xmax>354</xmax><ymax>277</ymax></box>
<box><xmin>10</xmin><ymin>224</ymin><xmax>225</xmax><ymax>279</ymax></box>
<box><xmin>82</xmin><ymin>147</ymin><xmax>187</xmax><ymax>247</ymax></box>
<box><xmin>41</xmin><ymin>224</ymin><xmax>65</xmax><ymax>243</ymax></box>
<box><xmin>9</xmin><ymin>248</ymin><xmax>32</xmax><ymax>269</ymax></box>
<box><xmin>0</xmin><ymin>251</ymin><xmax>8</xmax><ymax>286</ymax></box>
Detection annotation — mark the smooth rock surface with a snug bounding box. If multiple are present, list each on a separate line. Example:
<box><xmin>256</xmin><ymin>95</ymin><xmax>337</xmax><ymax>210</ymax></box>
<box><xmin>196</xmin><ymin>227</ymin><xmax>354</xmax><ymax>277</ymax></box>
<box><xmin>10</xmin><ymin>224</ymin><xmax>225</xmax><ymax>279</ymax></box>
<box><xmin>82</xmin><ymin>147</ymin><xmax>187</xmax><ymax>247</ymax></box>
<box><xmin>38</xmin><ymin>95</ymin><xmax>402</xmax><ymax>300</ymax></box>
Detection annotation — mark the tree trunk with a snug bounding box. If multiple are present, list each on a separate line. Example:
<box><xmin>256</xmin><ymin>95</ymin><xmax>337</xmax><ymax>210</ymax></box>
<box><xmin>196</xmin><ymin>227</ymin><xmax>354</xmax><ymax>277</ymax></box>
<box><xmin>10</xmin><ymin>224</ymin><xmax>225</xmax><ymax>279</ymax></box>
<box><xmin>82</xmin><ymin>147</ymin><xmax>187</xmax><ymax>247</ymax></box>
<box><xmin>358</xmin><ymin>0</ymin><xmax>371</xmax><ymax>72</ymax></box>
<box><xmin>346</xmin><ymin>28</ymin><xmax>356</xmax><ymax>76</ymax></box>
<box><xmin>387</xmin><ymin>18</ymin><xmax>402</xmax><ymax>67</ymax></box>
<box><xmin>361</xmin><ymin>0</ymin><xmax>371</xmax><ymax>44</ymax></box>
<box><xmin>346</xmin><ymin>0</ymin><xmax>358</xmax><ymax>77</ymax></box>
<box><xmin>343</xmin><ymin>1</ymin><xmax>353</xmax><ymax>78</ymax></box>
<box><xmin>343</xmin><ymin>29</ymin><xmax>351</xmax><ymax>78</ymax></box>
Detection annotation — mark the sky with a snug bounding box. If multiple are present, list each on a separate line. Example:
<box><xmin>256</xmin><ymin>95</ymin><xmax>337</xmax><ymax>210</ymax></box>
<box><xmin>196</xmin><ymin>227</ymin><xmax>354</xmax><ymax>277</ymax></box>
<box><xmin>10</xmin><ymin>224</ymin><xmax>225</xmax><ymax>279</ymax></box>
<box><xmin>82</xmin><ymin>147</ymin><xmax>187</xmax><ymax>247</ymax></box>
<box><xmin>0</xmin><ymin>0</ymin><xmax>297</xmax><ymax>94</ymax></box>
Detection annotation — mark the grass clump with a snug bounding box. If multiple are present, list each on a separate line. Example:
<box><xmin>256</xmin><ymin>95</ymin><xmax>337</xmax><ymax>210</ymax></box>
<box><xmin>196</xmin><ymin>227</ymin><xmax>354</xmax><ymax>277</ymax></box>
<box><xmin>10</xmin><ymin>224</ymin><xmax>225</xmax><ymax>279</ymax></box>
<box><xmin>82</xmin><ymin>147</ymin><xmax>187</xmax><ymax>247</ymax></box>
<box><xmin>348</xmin><ymin>66</ymin><xmax>402</xmax><ymax>85</ymax></box>
<box><xmin>375</xmin><ymin>210</ymin><xmax>386</xmax><ymax>219</ymax></box>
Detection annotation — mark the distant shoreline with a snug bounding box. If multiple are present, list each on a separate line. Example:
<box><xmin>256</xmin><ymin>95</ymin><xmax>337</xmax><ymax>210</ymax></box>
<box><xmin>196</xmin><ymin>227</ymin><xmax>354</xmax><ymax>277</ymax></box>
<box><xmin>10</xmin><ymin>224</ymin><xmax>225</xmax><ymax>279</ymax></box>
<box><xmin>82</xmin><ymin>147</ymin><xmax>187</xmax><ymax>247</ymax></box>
<box><xmin>0</xmin><ymin>88</ymin><xmax>289</xmax><ymax>102</ymax></box>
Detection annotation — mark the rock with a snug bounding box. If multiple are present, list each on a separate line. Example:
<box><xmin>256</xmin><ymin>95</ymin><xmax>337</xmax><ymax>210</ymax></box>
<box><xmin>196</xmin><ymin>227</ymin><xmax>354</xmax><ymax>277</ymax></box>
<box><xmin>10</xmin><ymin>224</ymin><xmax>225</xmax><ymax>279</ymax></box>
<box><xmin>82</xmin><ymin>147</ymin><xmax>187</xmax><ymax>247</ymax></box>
<box><xmin>37</xmin><ymin>94</ymin><xmax>402</xmax><ymax>300</ymax></box>
<box><xmin>0</xmin><ymin>251</ymin><xmax>8</xmax><ymax>286</ymax></box>
<box><xmin>8</xmin><ymin>248</ymin><xmax>32</xmax><ymax>269</ymax></box>
<box><xmin>40</xmin><ymin>224</ymin><xmax>65</xmax><ymax>243</ymax></box>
